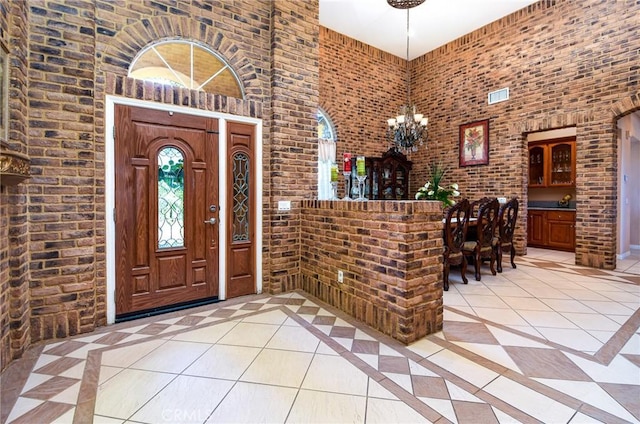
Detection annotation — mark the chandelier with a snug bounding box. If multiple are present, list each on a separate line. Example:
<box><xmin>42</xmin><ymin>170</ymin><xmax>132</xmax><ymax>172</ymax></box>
<box><xmin>386</xmin><ymin>1</ymin><xmax>428</xmax><ymax>153</ymax></box>
<box><xmin>387</xmin><ymin>0</ymin><xmax>425</xmax><ymax>9</ymax></box>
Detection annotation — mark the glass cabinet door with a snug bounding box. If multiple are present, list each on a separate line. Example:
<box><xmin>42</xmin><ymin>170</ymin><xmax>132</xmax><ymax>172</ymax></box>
<box><xmin>550</xmin><ymin>143</ymin><xmax>573</xmax><ymax>185</ymax></box>
<box><xmin>529</xmin><ymin>146</ymin><xmax>545</xmax><ymax>186</ymax></box>
<box><xmin>395</xmin><ymin>166</ymin><xmax>406</xmax><ymax>198</ymax></box>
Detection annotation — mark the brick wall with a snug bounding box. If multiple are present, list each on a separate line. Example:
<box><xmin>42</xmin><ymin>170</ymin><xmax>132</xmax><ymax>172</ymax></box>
<box><xmin>26</xmin><ymin>0</ymin><xmax>99</xmax><ymax>343</ymax></box>
<box><xmin>7</xmin><ymin>0</ymin><xmax>319</xmax><ymax>353</ymax></box>
<box><xmin>0</xmin><ymin>0</ymin><xmax>9</xmax><ymax>374</ymax></box>
<box><xmin>319</xmin><ymin>27</ymin><xmax>405</xmax><ymax>169</ymax></box>
<box><xmin>269</xmin><ymin>0</ymin><xmax>319</xmax><ymax>293</ymax></box>
<box><xmin>2</xmin><ymin>0</ymin><xmax>638</xmax><ymax>371</ymax></box>
<box><xmin>301</xmin><ymin>200</ymin><xmax>444</xmax><ymax>344</ymax></box>
<box><xmin>1</xmin><ymin>0</ymin><xmax>30</xmax><ymax>372</ymax></box>
<box><xmin>408</xmin><ymin>0</ymin><xmax>639</xmax><ymax>269</ymax></box>
<box><xmin>319</xmin><ymin>1</ymin><xmax>639</xmax><ymax>269</ymax></box>
<box><xmin>93</xmin><ymin>0</ymin><xmax>275</xmax><ymax>327</ymax></box>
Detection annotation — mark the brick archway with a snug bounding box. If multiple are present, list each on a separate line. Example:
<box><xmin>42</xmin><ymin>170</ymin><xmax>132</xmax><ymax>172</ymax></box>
<box><xmin>511</xmin><ymin>108</ymin><xmax>618</xmax><ymax>269</ymax></box>
<box><xmin>97</xmin><ymin>16</ymin><xmax>258</xmax><ymax>97</ymax></box>
<box><xmin>610</xmin><ymin>92</ymin><xmax>640</xmax><ymax>119</ymax></box>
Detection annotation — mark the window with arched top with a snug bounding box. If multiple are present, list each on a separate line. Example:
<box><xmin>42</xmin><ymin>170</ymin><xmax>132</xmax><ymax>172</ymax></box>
<box><xmin>317</xmin><ymin>109</ymin><xmax>337</xmax><ymax>200</ymax></box>
<box><xmin>129</xmin><ymin>40</ymin><xmax>244</xmax><ymax>98</ymax></box>
<box><xmin>157</xmin><ymin>147</ymin><xmax>185</xmax><ymax>249</ymax></box>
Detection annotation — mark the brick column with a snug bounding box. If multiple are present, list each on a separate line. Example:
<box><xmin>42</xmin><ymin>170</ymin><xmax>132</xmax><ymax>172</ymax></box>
<box><xmin>268</xmin><ymin>0</ymin><xmax>319</xmax><ymax>293</ymax></box>
<box><xmin>301</xmin><ymin>200</ymin><xmax>444</xmax><ymax>344</ymax></box>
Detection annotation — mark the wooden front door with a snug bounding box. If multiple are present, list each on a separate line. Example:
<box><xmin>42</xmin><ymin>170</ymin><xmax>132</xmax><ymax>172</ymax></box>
<box><xmin>115</xmin><ymin>105</ymin><xmax>219</xmax><ymax>316</ymax></box>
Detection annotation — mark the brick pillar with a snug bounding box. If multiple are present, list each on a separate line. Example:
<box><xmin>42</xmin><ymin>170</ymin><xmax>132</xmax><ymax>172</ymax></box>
<box><xmin>27</xmin><ymin>1</ymin><xmax>98</xmax><ymax>343</ymax></box>
<box><xmin>268</xmin><ymin>0</ymin><xmax>319</xmax><ymax>293</ymax></box>
<box><xmin>1</xmin><ymin>0</ymin><xmax>31</xmax><ymax>372</ymax></box>
<box><xmin>575</xmin><ymin>122</ymin><xmax>617</xmax><ymax>269</ymax></box>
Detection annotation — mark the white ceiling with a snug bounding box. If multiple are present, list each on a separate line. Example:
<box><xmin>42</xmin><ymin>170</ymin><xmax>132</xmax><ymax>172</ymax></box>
<box><xmin>319</xmin><ymin>0</ymin><xmax>539</xmax><ymax>60</ymax></box>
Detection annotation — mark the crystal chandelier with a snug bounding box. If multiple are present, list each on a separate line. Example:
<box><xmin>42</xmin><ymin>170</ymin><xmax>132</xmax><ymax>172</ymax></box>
<box><xmin>386</xmin><ymin>1</ymin><xmax>428</xmax><ymax>153</ymax></box>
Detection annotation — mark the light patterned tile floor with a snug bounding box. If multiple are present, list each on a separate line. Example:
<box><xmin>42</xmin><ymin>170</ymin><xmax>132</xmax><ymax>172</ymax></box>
<box><xmin>1</xmin><ymin>248</ymin><xmax>639</xmax><ymax>423</ymax></box>
<box><xmin>617</xmin><ymin>248</ymin><xmax>640</xmax><ymax>275</ymax></box>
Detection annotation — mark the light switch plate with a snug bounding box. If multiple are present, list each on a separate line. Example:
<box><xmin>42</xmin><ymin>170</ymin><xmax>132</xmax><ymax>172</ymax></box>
<box><xmin>278</xmin><ymin>200</ymin><xmax>291</xmax><ymax>211</ymax></box>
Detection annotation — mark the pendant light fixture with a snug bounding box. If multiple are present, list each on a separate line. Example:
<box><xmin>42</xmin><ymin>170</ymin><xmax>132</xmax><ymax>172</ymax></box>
<box><xmin>386</xmin><ymin>0</ymin><xmax>428</xmax><ymax>153</ymax></box>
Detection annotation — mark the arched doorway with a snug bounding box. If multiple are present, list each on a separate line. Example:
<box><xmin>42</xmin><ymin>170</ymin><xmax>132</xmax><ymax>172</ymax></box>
<box><xmin>616</xmin><ymin>110</ymin><xmax>640</xmax><ymax>273</ymax></box>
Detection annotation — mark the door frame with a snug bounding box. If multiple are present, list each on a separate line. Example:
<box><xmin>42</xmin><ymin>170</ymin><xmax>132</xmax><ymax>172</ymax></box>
<box><xmin>105</xmin><ymin>96</ymin><xmax>263</xmax><ymax>324</ymax></box>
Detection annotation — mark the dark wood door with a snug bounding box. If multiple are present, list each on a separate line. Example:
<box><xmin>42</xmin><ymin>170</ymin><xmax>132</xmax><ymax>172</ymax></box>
<box><xmin>115</xmin><ymin>105</ymin><xmax>219</xmax><ymax>316</ymax></box>
<box><xmin>527</xmin><ymin>210</ymin><xmax>545</xmax><ymax>247</ymax></box>
<box><xmin>226</xmin><ymin>122</ymin><xmax>256</xmax><ymax>298</ymax></box>
<box><xmin>546</xmin><ymin>210</ymin><xmax>576</xmax><ymax>251</ymax></box>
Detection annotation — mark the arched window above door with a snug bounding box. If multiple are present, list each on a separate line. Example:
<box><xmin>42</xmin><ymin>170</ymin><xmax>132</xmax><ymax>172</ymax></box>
<box><xmin>129</xmin><ymin>40</ymin><xmax>244</xmax><ymax>99</ymax></box>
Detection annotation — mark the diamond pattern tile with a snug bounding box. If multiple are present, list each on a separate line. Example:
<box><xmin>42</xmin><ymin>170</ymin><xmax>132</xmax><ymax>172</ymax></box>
<box><xmin>3</xmin><ymin>248</ymin><xmax>639</xmax><ymax>424</ymax></box>
<box><xmin>598</xmin><ymin>382</ymin><xmax>640</xmax><ymax>421</ymax></box>
<box><xmin>503</xmin><ymin>346</ymin><xmax>592</xmax><ymax>381</ymax></box>
<box><xmin>412</xmin><ymin>375</ymin><xmax>449</xmax><ymax>399</ymax></box>
<box><xmin>33</xmin><ymin>357</ymin><xmax>84</xmax><ymax>376</ymax></box>
<box><xmin>443</xmin><ymin>321</ymin><xmax>499</xmax><ymax>344</ymax></box>
<box><xmin>20</xmin><ymin>376</ymin><xmax>79</xmax><ymax>401</ymax></box>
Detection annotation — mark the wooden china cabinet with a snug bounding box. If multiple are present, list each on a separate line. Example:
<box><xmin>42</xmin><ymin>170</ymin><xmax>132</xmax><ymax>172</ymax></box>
<box><xmin>366</xmin><ymin>148</ymin><xmax>412</xmax><ymax>200</ymax></box>
<box><xmin>345</xmin><ymin>148</ymin><xmax>412</xmax><ymax>200</ymax></box>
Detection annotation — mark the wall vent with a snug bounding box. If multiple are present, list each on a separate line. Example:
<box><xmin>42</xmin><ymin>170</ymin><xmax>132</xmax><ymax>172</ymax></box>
<box><xmin>488</xmin><ymin>88</ymin><xmax>509</xmax><ymax>105</ymax></box>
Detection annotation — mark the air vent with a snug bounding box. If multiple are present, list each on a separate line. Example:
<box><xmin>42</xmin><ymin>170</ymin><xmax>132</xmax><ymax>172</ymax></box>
<box><xmin>488</xmin><ymin>88</ymin><xmax>509</xmax><ymax>105</ymax></box>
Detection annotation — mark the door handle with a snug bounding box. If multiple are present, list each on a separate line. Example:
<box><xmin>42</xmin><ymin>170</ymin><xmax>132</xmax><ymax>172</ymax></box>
<box><xmin>203</xmin><ymin>218</ymin><xmax>217</xmax><ymax>225</ymax></box>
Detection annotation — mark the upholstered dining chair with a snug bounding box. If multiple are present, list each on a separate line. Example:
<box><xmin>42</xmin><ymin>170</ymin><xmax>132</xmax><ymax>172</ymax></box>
<box><xmin>495</xmin><ymin>197</ymin><xmax>519</xmax><ymax>272</ymax></box>
<box><xmin>463</xmin><ymin>198</ymin><xmax>499</xmax><ymax>281</ymax></box>
<box><xmin>443</xmin><ymin>198</ymin><xmax>470</xmax><ymax>291</ymax></box>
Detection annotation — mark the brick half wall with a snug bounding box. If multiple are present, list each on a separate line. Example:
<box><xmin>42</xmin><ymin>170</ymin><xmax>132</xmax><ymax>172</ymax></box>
<box><xmin>301</xmin><ymin>200</ymin><xmax>444</xmax><ymax>344</ymax></box>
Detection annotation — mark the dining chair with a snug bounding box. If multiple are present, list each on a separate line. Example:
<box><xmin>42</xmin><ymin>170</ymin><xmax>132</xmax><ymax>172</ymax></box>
<box><xmin>463</xmin><ymin>197</ymin><xmax>499</xmax><ymax>281</ymax></box>
<box><xmin>442</xmin><ymin>198</ymin><xmax>470</xmax><ymax>291</ymax></box>
<box><xmin>495</xmin><ymin>197</ymin><xmax>519</xmax><ymax>272</ymax></box>
<box><xmin>469</xmin><ymin>197</ymin><xmax>491</xmax><ymax>218</ymax></box>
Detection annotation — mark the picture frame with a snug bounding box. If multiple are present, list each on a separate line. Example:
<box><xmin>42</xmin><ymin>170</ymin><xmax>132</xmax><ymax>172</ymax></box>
<box><xmin>459</xmin><ymin>119</ymin><xmax>489</xmax><ymax>167</ymax></box>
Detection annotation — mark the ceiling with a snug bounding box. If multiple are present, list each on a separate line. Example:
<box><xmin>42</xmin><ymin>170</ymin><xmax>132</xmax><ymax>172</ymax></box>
<box><xmin>319</xmin><ymin>0</ymin><xmax>539</xmax><ymax>60</ymax></box>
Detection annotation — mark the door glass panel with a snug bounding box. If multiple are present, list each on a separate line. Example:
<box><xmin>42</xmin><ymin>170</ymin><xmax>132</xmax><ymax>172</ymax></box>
<box><xmin>233</xmin><ymin>152</ymin><xmax>250</xmax><ymax>242</ymax></box>
<box><xmin>158</xmin><ymin>147</ymin><xmax>185</xmax><ymax>249</ymax></box>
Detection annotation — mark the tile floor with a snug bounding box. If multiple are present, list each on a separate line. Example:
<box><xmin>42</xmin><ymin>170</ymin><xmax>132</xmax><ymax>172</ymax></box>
<box><xmin>616</xmin><ymin>248</ymin><xmax>640</xmax><ymax>276</ymax></box>
<box><xmin>1</xmin><ymin>248</ymin><xmax>639</xmax><ymax>423</ymax></box>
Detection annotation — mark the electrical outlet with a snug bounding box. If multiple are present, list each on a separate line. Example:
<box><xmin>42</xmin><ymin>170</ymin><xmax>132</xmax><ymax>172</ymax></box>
<box><xmin>337</xmin><ymin>270</ymin><xmax>344</xmax><ymax>283</ymax></box>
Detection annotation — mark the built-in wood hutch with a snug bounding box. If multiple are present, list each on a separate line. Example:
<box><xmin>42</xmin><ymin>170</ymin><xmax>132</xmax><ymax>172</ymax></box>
<box><xmin>527</xmin><ymin>135</ymin><xmax>577</xmax><ymax>252</ymax></box>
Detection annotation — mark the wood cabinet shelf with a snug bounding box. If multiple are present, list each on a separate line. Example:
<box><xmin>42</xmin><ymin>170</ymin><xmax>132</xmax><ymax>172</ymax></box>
<box><xmin>528</xmin><ymin>137</ymin><xmax>576</xmax><ymax>188</ymax></box>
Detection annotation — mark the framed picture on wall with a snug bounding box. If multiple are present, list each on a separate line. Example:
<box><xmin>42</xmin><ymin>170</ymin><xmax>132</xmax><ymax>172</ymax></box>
<box><xmin>459</xmin><ymin>119</ymin><xmax>489</xmax><ymax>167</ymax></box>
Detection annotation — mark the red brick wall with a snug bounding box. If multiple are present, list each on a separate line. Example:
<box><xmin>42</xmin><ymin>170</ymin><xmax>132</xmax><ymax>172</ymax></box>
<box><xmin>3</xmin><ymin>0</ymin><xmax>639</xmax><ymax>371</ymax></box>
<box><xmin>301</xmin><ymin>200</ymin><xmax>444</xmax><ymax>344</ymax></box>
<box><xmin>407</xmin><ymin>0</ymin><xmax>639</xmax><ymax>269</ymax></box>
<box><xmin>319</xmin><ymin>27</ymin><xmax>405</xmax><ymax>161</ymax></box>
<box><xmin>1</xmin><ymin>0</ymin><xmax>30</xmax><ymax>372</ymax></box>
<box><xmin>318</xmin><ymin>0</ymin><xmax>640</xmax><ymax>269</ymax></box>
<box><xmin>268</xmin><ymin>0</ymin><xmax>319</xmax><ymax>293</ymax></box>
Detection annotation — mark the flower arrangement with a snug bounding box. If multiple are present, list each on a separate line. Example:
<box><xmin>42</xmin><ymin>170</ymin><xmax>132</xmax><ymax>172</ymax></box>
<box><xmin>415</xmin><ymin>162</ymin><xmax>461</xmax><ymax>207</ymax></box>
<box><xmin>464</xmin><ymin>127</ymin><xmax>484</xmax><ymax>152</ymax></box>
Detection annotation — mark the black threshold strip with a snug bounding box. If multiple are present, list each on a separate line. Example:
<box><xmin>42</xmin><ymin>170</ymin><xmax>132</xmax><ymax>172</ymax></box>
<box><xmin>115</xmin><ymin>296</ymin><xmax>220</xmax><ymax>323</ymax></box>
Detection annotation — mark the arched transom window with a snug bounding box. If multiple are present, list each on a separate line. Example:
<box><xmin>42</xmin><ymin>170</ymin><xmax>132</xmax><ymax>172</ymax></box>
<box><xmin>129</xmin><ymin>40</ymin><xmax>244</xmax><ymax>98</ymax></box>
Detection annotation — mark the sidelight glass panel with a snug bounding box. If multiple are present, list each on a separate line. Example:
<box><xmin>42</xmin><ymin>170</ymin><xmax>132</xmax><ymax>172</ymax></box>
<box><xmin>232</xmin><ymin>152</ymin><xmax>250</xmax><ymax>242</ymax></box>
<box><xmin>158</xmin><ymin>147</ymin><xmax>185</xmax><ymax>249</ymax></box>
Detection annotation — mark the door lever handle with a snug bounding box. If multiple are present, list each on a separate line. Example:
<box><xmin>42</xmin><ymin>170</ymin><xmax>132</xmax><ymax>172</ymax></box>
<box><xmin>203</xmin><ymin>218</ymin><xmax>217</xmax><ymax>225</ymax></box>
